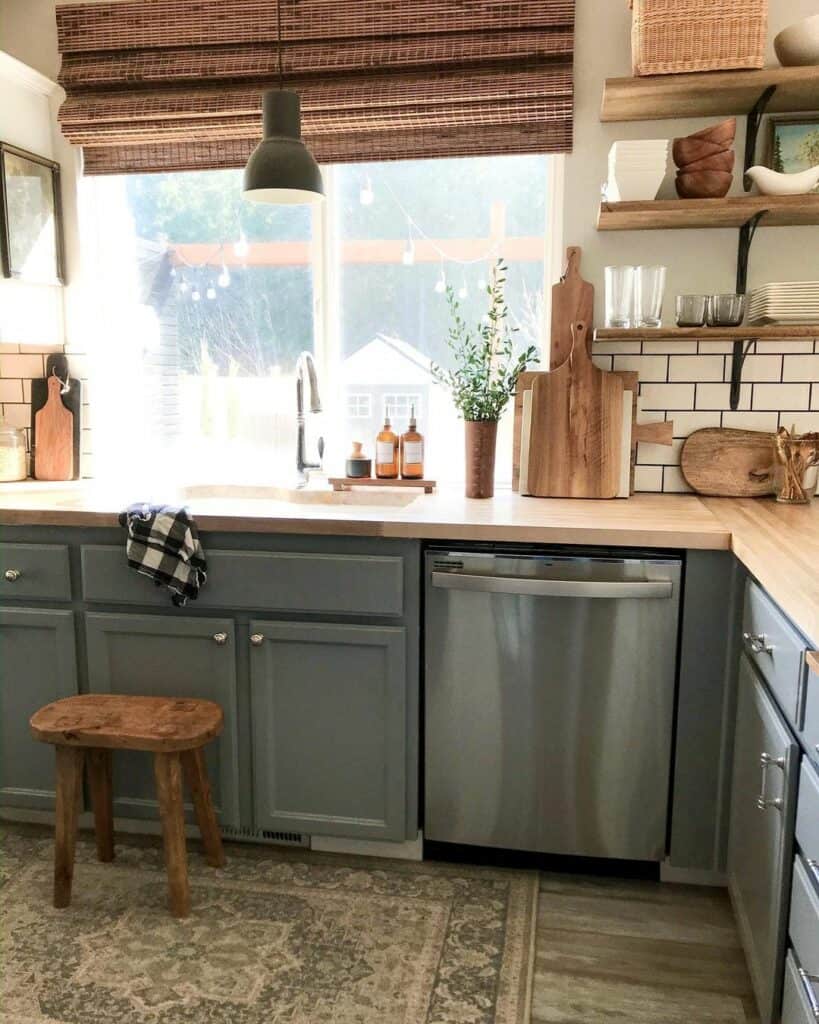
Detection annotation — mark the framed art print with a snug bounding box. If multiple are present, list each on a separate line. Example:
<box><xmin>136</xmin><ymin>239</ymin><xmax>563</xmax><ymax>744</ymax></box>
<box><xmin>0</xmin><ymin>142</ymin><xmax>65</xmax><ymax>284</ymax></box>
<box><xmin>767</xmin><ymin>117</ymin><xmax>819</xmax><ymax>192</ymax></box>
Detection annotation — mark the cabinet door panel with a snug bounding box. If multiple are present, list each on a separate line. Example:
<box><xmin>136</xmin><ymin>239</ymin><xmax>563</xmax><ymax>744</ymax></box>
<box><xmin>251</xmin><ymin>621</ymin><xmax>406</xmax><ymax>840</ymax></box>
<box><xmin>728</xmin><ymin>655</ymin><xmax>798</xmax><ymax>1024</ymax></box>
<box><xmin>0</xmin><ymin>608</ymin><xmax>77</xmax><ymax>809</ymax></box>
<box><xmin>85</xmin><ymin>613</ymin><xmax>239</xmax><ymax>827</ymax></box>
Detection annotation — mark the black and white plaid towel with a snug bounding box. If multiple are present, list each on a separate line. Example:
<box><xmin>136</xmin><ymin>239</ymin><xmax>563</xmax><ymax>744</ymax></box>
<box><xmin>118</xmin><ymin>503</ymin><xmax>207</xmax><ymax>606</ymax></box>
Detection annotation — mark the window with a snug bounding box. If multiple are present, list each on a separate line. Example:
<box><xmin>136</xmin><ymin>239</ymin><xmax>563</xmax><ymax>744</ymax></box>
<box><xmin>346</xmin><ymin>393</ymin><xmax>372</xmax><ymax>420</ymax></box>
<box><xmin>80</xmin><ymin>155</ymin><xmax>555</xmax><ymax>486</ymax></box>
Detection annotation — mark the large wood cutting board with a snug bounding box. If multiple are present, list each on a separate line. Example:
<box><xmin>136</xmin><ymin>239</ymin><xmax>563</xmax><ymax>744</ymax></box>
<box><xmin>550</xmin><ymin>246</ymin><xmax>594</xmax><ymax>368</ymax></box>
<box><xmin>526</xmin><ymin>322</ymin><xmax>624</xmax><ymax>498</ymax></box>
<box><xmin>680</xmin><ymin>428</ymin><xmax>775</xmax><ymax>496</ymax></box>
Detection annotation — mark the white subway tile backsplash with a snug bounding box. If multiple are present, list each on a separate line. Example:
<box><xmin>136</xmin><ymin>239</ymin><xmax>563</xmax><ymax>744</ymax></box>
<box><xmin>812</xmin><ymin>386</ymin><xmax>819</xmax><ymax>411</ymax></box>
<box><xmin>721</xmin><ymin>411</ymin><xmax>780</xmax><ymax>432</ymax></box>
<box><xmin>697</xmin><ymin>340</ymin><xmax>735</xmax><ymax>353</ymax></box>
<box><xmin>1</xmin><ymin>404</ymin><xmax>31</xmax><ymax>429</ymax></box>
<box><xmin>594</xmin><ymin>341</ymin><xmax>642</xmax><ymax>354</ymax></box>
<box><xmin>662</xmin><ymin>465</ymin><xmax>692</xmax><ymax>493</ymax></box>
<box><xmin>640</xmin><ymin>339</ymin><xmax>695</xmax><ymax>354</ymax></box>
<box><xmin>779</xmin><ymin>411</ymin><xmax>819</xmax><ymax>433</ymax></box>
<box><xmin>637</xmin><ymin>438</ymin><xmax>683</xmax><ymax>465</ymax></box>
<box><xmin>0</xmin><ymin>353</ymin><xmax>44</xmax><ymax>379</ymax></box>
<box><xmin>614</xmin><ymin>354</ymin><xmax>667</xmax><ymax>380</ymax></box>
<box><xmin>782</xmin><ymin>354</ymin><xmax>819</xmax><ymax>382</ymax></box>
<box><xmin>0</xmin><ymin>379</ymin><xmax>23</xmax><ymax>403</ymax></box>
<box><xmin>752</xmin><ymin>383</ymin><xmax>810</xmax><ymax>410</ymax></box>
<box><xmin>633</xmin><ymin>466</ymin><xmax>663</xmax><ymax>492</ymax></box>
<box><xmin>755</xmin><ymin>340</ymin><xmax>815</xmax><ymax>354</ymax></box>
<box><xmin>670</xmin><ymin>410</ymin><xmax>722</xmax><ymax>436</ymax></box>
<box><xmin>640</xmin><ymin>382</ymin><xmax>695</xmax><ymax>409</ymax></box>
<box><xmin>734</xmin><ymin>355</ymin><xmax>783</xmax><ymax>383</ymax></box>
<box><xmin>668</xmin><ymin>355</ymin><xmax>724</xmax><ymax>382</ymax></box>
<box><xmin>696</xmin><ymin>382</ymin><xmax>751</xmax><ymax>409</ymax></box>
<box><xmin>592</xmin><ymin>355</ymin><xmax>613</xmax><ymax>371</ymax></box>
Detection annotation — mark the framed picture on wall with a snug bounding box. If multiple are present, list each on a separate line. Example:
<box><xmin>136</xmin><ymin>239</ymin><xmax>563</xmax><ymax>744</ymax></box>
<box><xmin>767</xmin><ymin>117</ymin><xmax>819</xmax><ymax>192</ymax></box>
<box><xmin>0</xmin><ymin>142</ymin><xmax>65</xmax><ymax>284</ymax></box>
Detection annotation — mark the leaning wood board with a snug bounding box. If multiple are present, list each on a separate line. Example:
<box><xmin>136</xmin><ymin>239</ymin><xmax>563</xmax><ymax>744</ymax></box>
<box><xmin>680</xmin><ymin>428</ymin><xmax>775</xmax><ymax>497</ymax></box>
<box><xmin>551</xmin><ymin>246</ymin><xmax>594</xmax><ymax>369</ymax></box>
<box><xmin>525</xmin><ymin>322</ymin><xmax>624</xmax><ymax>499</ymax></box>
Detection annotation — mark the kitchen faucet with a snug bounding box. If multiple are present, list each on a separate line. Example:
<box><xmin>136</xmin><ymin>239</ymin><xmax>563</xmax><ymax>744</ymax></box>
<box><xmin>295</xmin><ymin>351</ymin><xmax>323</xmax><ymax>487</ymax></box>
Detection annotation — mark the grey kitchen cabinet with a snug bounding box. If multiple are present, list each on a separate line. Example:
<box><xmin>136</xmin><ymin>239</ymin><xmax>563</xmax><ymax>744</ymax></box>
<box><xmin>85</xmin><ymin>612</ymin><xmax>241</xmax><ymax>827</ymax></box>
<box><xmin>728</xmin><ymin>654</ymin><xmax>799</xmax><ymax>1024</ymax></box>
<box><xmin>0</xmin><ymin>607</ymin><xmax>78</xmax><ymax>810</ymax></box>
<box><xmin>250</xmin><ymin>620</ymin><xmax>407</xmax><ymax>840</ymax></box>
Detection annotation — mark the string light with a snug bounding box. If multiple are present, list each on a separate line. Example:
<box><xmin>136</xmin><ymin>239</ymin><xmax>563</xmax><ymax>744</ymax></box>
<box><xmin>233</xmin><ymin>231</ymin><xmax>249</xmax><ymax>259</ymax></box>
<box><xmin>218</xmin><ymin>265</ymin><xmax>231</xmax><ymax>288</ymax></box>
<box><xmin>191</xmin><ymin>287</ymin><xmax>201</xmax><ymax>301</ymax></box>
<box><xmin>359</xmin><ymin>176</ymin><xmax>374</xmax><ymax>206</ymax></box>
<box><xmin>477</xmin><ymin>277</ymin><xmax>488</xmax><ymax>291</ymax></box>
<box><xmin>178</xmin><ymin>279</ymin><xmax>189</xmax><ymax>293</ymax></box>
<box><xmin>458</xmin><ymin>273</ymin><xmax>468</xmax><ymax>299</ymax></box>
<box><xmin>434</xmin><ymin>267</ymin><xmax>447</xmax><ymax>294</ymax></box>
<box><xmin>206</xmin><ymin>284</ymin><xmax>217</xmax><ymax>300</ymax></box>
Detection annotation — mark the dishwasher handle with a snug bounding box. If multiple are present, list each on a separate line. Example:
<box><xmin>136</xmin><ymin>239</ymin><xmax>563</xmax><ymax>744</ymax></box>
<box><xmin>431</xmin><ymin>571</ymin><xmax>673</xmax><ymax>599</ymax></box>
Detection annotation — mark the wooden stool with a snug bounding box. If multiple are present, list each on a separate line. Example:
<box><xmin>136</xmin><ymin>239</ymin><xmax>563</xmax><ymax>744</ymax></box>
<box><xmin>30</xmin><ymin>694</ymin><xmax>225</xmax><ymax>918</ymax></box>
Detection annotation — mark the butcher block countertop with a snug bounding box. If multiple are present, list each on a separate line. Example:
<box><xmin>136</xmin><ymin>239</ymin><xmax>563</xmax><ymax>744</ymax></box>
<box><xmin>0</xmin><ymin>481</ymin><xmax>816</xmax><ymax>643</ymax></box>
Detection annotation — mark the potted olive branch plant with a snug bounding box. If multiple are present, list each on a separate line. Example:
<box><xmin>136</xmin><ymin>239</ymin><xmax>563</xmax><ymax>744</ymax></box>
<box><xmin>432</xmin><ymin>260</ymin><xmax>539</xmax><ymax>498</ymax></box>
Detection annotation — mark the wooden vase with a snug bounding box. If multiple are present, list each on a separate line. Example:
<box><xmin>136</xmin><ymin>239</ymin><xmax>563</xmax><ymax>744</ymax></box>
<box><xmin>465</xmin><ymin>420</ymin><xmax>498</xmax><ymax>499</ymax></box>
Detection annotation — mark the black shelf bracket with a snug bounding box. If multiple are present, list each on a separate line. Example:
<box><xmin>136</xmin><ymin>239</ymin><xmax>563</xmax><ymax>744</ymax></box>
<box><xmin>743</xmin><ymin>85</ymin><xmax>777</xmax><ymax>191</ymax></box>
<box><xmin>730</xmin><ymin>209</ymin><xmax>768</xmax><ymax>410</ymax></box>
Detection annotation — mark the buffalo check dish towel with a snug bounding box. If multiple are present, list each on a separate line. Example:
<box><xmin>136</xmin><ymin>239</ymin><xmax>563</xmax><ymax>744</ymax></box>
<box><xmin>119</xmin><ymin>503</ymin><xmax>207</xmax><ymax>606</ymax></box>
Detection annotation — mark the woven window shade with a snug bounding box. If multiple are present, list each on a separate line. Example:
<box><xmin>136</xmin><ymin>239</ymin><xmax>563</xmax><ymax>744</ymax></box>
<box><xmin>56</xmin><ymin>0</ymin><xmax>574</xmax><ymax>174</ymax></box>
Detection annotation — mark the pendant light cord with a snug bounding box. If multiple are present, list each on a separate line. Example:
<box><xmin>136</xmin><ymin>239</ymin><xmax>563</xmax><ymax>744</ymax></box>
<box><xmin>277</xmin><ymin>0</ymin><xmax>284</xmax><ymax>89</ymax></box>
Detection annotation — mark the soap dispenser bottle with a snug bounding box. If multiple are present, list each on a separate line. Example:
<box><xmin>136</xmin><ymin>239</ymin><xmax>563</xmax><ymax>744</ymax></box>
<box><xmin>400</xmin><ymin>405</ymin><xmax>424</xmax><ymax>479</ymax></box>
<box><xmin>375</xmin><ymin>411</ymin><xmax>398</xmax><ymax>479</ymax></box>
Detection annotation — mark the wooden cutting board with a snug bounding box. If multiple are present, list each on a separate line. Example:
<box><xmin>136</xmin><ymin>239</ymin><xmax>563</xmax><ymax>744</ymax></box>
<box><xmin>34</xmin><ymin>375</ymin><xmax>74</xmax><ymax>480</ymax></box>
<box><xmin>551</xmin><ymin>246</ymin><xmax>594</xmax><ymax>368</ymax></box>
<box><xmin>526</xmin><ymin>322</ymin><xmax>625</xmax><ymax>498</ymax></box>
<box><xmin>680</xmin><ymin>428</ymin><xmax>775</xmax><ymax>496</ymax></box>
<box><xmin>31</xmin><ymin>354</ymin><xmax>81</xmax><ymax>480</ymax></box>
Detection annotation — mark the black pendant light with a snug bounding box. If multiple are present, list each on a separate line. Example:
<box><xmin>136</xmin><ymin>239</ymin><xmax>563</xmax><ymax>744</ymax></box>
<box><xmin>242</xmin><ymin>0</ymin><xmax>324</xmax><ymax>204</ymax></box>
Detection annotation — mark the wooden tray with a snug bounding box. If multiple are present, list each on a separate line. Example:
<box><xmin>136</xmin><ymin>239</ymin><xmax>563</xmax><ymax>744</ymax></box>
<box><xmin>329</xmin><ymin>477</ymin><xmax>436</xmax><ymax>494</ymax></box>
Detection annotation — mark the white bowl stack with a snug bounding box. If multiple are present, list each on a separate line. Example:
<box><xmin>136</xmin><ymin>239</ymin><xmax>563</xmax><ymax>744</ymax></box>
<box><xmin>605</xmin><ymin>140</ymin><xmax>669</xmax><ymax>202</ymax></box>
<box><xmin>748</xmin><ymin>282</ymin><xmax>819</xmax><ymax>325</ymax></box>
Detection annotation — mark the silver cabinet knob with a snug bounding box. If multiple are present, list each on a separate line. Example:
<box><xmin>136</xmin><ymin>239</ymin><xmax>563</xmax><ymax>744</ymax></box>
<box><xmin>743</xmin><ymin>631</ymin><xmax>773</xmax><ymax>655</ymax></box>
<box><xmin>4</xmin><ymin>569</ymin><xmax>21</xmax><ymax>582</ymax></box>
<box><xmin>212</xmin><ymin>632</ymin><xmax>228</xmax><ymax>646</ymax></box>
<box><xmin>250</xmin><ymin>634</ymin><xmax>265</xmax><ymax>647</ymax></box>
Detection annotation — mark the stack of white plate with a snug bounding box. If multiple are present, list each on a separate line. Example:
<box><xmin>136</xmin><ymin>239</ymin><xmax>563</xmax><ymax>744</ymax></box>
<box><xmin>605</xmin><ymin>140</ymin><xmax>669</xmax><ymax>202</ymax></box>
<box><xmin>748</xmin><ymin>282</ymin><xmax>819</xmax><ymax>325</ymax></box>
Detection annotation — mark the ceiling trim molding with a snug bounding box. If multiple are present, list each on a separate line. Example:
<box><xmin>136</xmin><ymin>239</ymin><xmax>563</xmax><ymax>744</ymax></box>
<box><xmin>0</xmin><ymin>50</ymin><xmax>60</xmax><ymax>97</ymax></box>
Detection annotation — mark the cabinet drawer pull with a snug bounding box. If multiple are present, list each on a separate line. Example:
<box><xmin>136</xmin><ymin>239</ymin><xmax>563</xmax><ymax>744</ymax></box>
<box><xmin>798</xmin><ymin>967</ymin><xmax>819</xmax><ymax>1020</ymax></box>
<box><xmin>212</xmin><ymin>632</ymin><xmax>228</xmax><ymax>646</ymax></box>
<box><xmin>757</xmin><ymin>751</ymin><xmax>786</xmax><ymax>812</ymax></box>
<box><xmin>743</xmin><ymin>631</ymin><xmax>773</xmax><ymax>655</ymax></box>
<box><xmin>807</xmin><ymin>859</ymin><xmax>819</xmax><ymax>890</ymax></box>
<box><xmin>250</xmin><ymin>634</ymin><xmax>265</xmax><ymax>647</ymax></box>
<box><xmin>4</xmin><ymin>569</ymin><xmax>21</xmax><ymax>582</ymax></box>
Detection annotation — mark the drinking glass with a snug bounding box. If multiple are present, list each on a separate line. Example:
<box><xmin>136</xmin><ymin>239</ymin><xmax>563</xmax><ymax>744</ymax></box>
<box><xmin>634</xmin><ymin>265</ymin><xmax>667</xmax><ymax>328</ymax></box>
<box><xmin>675</xmin><ymin>294</ymin><xmax>707</xmax><ymax>327</ymax></box>
<box><xmin>605</xmin><ymin>265</ymin><xmax>635</xmax><ymax>328</ymax></box>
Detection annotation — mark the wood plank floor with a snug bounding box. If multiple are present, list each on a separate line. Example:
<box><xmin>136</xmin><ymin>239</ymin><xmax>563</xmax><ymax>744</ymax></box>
<box><xmin>532</xmin><ymin>873</ymin><xmax>759</xmax><ymax>1024</ymax></box>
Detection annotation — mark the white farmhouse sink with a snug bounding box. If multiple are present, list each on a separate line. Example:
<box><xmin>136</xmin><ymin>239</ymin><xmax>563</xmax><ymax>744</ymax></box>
<box><xmin>180</xmin><ymin>483</ymin><xmax>419</xmax><ymax>508</ymax></box>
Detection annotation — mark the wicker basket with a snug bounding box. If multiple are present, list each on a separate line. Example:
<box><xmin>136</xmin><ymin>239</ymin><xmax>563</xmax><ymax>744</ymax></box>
<box><xmin>629</xmin><ymin>0</ymin><xmax>768</xmax><ymax>76</ymax></box>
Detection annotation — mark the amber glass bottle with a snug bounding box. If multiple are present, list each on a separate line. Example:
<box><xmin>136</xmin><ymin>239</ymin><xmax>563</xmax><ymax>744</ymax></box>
<box><xmin>375</xmin><ymin>413</ymin><xmax>399</xmax><ymax>478</ymax></box>
<box><xmin>400</xmin><ymin>405</ymin><xmax>424</xmax><ymax>479</ymax></box>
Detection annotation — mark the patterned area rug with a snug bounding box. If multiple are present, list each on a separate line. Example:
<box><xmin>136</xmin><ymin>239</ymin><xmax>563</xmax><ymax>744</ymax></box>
<box><xmin>0</xmin><ymin>825</ymin><xmax>537</xmax><ymax>1024</ymax></box>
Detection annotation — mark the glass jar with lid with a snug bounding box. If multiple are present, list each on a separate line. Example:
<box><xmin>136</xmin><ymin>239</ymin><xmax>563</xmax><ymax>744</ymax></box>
<box><xmin>0</xmin><ymin>424</ymin><xmax>28</xmax><ymax>482</ymax></box>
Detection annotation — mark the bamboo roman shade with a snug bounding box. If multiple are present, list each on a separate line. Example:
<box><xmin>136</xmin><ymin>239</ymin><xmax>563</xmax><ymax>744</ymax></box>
<box><xmin>55</xmin><ymin>0</ymin><xmax>575</xmax><ymax>174</ymax></box>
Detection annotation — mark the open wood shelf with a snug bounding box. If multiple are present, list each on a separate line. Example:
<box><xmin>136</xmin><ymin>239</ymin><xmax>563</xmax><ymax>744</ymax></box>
<box><xmin>595</xmin><ymin>326</ymin><xmax>819</xmax><ymax>342</ymax></box>
<box><xmin>597</xmin><ymin>194</ymin><xmax>819</xmax><ymax>231</ymax></box>
<box><xmin>601</xmin><ymin>66</ymin><xmax>819</xmax><ymax>122</ymax></box>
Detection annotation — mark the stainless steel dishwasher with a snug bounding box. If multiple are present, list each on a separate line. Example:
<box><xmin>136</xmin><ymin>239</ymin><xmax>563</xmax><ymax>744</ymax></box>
<box><xmin>424</xmin><ymin>548</ymin><xmax>682</xmax><ymax>861</ymax></box>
